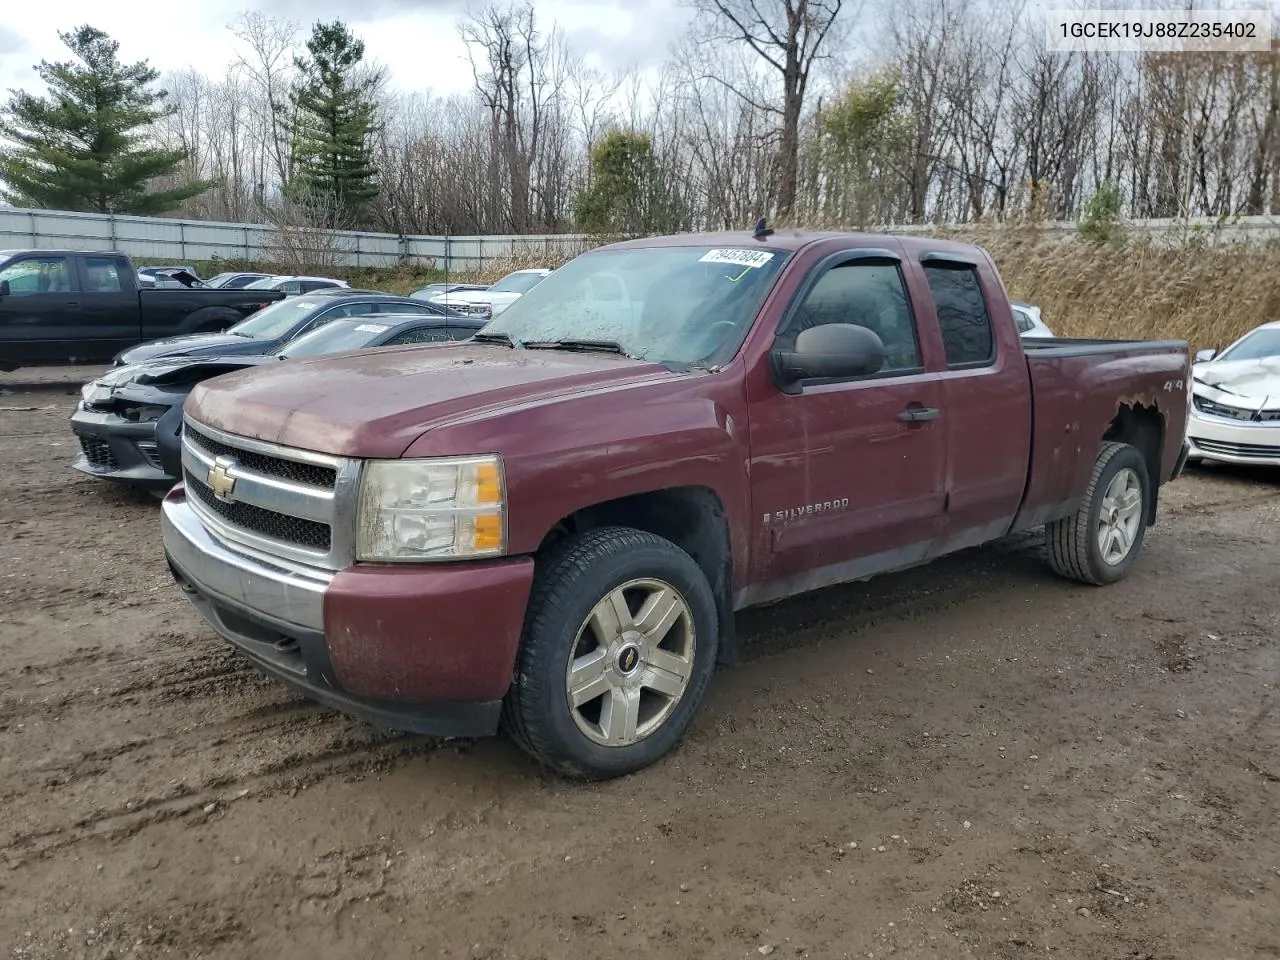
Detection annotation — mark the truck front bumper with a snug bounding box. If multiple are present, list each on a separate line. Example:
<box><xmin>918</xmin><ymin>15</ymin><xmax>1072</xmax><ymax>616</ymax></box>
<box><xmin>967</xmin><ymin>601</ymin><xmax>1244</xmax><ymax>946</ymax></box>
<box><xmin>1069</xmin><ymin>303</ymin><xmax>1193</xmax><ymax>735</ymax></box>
<box><xmin>160</xmin><ymin>486</ymin><xmax>535</xmax><ymax>738</ymax></box>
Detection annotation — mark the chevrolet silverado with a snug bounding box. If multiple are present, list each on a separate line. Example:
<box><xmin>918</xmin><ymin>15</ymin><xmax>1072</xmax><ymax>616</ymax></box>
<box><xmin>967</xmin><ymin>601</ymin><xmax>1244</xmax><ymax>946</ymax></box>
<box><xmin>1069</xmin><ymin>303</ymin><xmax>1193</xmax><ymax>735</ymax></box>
<box><xmin>159</xmin><ymin>228</ymin><xmax>1192</xmax><ymax>780</ymax></box>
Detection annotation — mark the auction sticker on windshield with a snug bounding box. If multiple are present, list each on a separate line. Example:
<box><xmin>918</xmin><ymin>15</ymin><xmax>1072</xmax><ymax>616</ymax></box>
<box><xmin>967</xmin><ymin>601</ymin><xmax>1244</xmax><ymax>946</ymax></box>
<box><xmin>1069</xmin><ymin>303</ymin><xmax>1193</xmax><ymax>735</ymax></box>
<box><xmin>355</xmin><ymin>323</ymin><xmax>390</xmax><ymax>333</ymax></box>
<box><xmin>699</xmin><ymin>249</ymin><xmax>775</xmax><ymax>269</ymax></box>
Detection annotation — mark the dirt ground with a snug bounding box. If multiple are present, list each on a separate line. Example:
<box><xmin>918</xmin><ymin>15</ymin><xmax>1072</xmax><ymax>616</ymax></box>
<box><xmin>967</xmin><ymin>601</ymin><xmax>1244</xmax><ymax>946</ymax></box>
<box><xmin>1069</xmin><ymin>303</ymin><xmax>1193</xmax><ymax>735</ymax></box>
<box><xmin>2</xmin><ymin>371</ymin><xmax>1278</xmax><ymax>960</ymax></box>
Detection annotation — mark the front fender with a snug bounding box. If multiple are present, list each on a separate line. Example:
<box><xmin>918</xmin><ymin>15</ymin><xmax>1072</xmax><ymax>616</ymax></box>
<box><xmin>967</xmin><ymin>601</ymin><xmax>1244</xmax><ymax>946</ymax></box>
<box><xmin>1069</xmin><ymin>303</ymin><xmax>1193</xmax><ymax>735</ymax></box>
<box><xmin>399</xmin><ymin>373</ymin><xmax>752</xmax><ymax>585</ymax></box>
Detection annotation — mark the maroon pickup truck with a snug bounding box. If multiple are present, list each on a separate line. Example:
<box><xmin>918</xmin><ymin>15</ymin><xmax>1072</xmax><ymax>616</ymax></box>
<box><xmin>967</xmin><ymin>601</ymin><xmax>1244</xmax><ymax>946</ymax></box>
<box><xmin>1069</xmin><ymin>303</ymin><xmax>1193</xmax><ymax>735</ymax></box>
<box><xmin>160</xmin><ymin>229</ymin><xmax>1191</xmax><ymax>779</ymax></box>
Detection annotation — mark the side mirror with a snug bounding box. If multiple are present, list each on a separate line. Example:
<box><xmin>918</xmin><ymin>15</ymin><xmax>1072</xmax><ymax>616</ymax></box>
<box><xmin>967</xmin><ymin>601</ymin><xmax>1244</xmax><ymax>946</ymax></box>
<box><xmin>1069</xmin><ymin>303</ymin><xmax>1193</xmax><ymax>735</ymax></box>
<box><xmin>775</xmin><ymin>323</ymin><xmax>885</xmax><ymax>386</ymax></box>
<box><xmin>1194</xmin><ymin>348</ymin><xmax>1216</xmax><ymax>362</ymax></box>
<box><xmin>0</xmin><ymin>280</ymin><xmax>9</xmax><ymax>297</ymax></box>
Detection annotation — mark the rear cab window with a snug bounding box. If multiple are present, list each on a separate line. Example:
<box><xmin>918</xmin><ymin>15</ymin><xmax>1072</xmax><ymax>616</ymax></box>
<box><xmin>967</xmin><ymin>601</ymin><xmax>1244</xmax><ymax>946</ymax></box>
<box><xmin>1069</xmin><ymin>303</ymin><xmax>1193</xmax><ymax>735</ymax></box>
<box><xmin>922</xmin><ymin>262</ymin><xmax>996</xmax><ymax>368</ymax></box>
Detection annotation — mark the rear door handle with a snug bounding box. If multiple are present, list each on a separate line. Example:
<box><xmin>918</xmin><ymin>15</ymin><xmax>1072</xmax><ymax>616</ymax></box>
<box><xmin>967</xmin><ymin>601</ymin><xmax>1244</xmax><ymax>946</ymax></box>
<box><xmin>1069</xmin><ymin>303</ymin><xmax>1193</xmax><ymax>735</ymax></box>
<box><xmin>897</xmin><ymin>406</ymin><xmax>941</xmax><ymax>423</ymax></box>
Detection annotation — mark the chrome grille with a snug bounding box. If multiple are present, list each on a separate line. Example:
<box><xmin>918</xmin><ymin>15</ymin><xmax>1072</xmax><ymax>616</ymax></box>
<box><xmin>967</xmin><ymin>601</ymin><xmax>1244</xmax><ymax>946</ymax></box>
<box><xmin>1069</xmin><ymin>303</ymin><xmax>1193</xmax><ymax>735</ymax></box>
<box><xmin>180</xmin><ymin>416</ymin><xmax>361</xmax><ymax>570</ymax></box>
<box><xmin>1193</xmin><ymin>438</ymin><xmax>1280</xmax><ymax>460</ymax></box>
<box><xmin>184</xmin><ymin>466</ymin><xmax>332</xmax><ymax>549</ymax></box>
<box><xmin>186</xmin><ymin>423</ymin><xmax>336</xmax><ymax>487</ymax></box>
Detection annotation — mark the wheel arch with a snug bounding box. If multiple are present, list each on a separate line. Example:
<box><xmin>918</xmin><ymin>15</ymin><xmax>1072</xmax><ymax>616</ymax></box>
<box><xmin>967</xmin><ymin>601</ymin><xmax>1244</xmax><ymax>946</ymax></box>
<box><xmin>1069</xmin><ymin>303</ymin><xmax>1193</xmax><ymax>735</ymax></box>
<box><xmin>533</xmin><ymin>486</ymin><xmax>739</xmax><ymax>665</ymax></box>
<box><xmin>1102</xmin><ymin>402</ymin><xmax>1164</xmax><ymax>524</ymax></box>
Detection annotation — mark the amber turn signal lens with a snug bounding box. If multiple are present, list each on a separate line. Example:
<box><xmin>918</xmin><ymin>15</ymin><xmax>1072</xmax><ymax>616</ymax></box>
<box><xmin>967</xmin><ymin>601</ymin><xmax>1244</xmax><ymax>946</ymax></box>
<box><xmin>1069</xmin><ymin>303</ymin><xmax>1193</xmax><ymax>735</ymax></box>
<box><xmin>473</xmin><ymin>513</ymin><xmax>503</xmax><ymax>550</ymax></box>
<box><xmin>475</xmin><ymin>461</ymin><xmax>502</xmax><ymax>504</ymax></box>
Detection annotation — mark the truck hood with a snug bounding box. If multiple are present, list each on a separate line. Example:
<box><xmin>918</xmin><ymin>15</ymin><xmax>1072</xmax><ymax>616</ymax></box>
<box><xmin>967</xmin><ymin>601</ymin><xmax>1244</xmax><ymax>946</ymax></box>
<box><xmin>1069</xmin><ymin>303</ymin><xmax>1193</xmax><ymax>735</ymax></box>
<box><xmin>1193</xmin><ymin>356</ymin><xmax>1280</xmax><ymax>400</ymax></box>
<box><xmin>185</xmin><ymin>343</ymin><xmax>675</xmax><ymax>459</ymax></box>
<box><xmin>116</xmin><ymin>332</ymin><xmax>276</xmax><ymax>366</ymax></box>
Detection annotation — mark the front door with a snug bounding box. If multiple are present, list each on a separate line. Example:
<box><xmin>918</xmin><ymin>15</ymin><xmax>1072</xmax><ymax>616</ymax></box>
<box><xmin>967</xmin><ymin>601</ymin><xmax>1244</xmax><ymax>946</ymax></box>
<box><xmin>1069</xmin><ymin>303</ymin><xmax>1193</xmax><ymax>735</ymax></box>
<box><xmin>746</xmin><ymin>253</ymin><xmax>947</xmax><ymax>601</ymax></box>
<box><xmin>0</xmin><ymin>254</ymin><xmax>81</xmax><ymax>365</ymax></box>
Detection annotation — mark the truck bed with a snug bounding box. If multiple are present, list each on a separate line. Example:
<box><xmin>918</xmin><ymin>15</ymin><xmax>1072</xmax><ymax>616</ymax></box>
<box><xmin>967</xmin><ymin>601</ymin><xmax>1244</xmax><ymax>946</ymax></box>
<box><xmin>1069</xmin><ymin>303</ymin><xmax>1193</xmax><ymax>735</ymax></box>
<box><xmin>1013</xmin><ymin>335</ymin><xmax>1191</xmax><ymax>533</ymax></box>
<box><xmin>1021</xmin><ymin>336</ymin><xmax>1190</xmax><ymax>357</ymax></box>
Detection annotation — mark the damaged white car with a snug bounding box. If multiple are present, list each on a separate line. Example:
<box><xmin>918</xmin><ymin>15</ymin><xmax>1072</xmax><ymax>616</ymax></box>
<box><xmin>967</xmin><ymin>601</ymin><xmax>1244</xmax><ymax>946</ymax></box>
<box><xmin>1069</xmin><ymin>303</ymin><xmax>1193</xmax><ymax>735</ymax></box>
<box><xmin>1186</xmin><ymin>320</ymin><xmax>1280</xmax><ymax>467</ymax></box>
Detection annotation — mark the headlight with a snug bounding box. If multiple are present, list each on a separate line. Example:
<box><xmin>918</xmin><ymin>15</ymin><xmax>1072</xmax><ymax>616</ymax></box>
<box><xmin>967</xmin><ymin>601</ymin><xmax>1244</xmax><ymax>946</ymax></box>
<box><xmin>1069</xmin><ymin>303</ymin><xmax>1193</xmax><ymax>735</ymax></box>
<box><xmin>356</xmin><ymin>456</ymin><xmax>506</xmax><ymax>561</ymax></box>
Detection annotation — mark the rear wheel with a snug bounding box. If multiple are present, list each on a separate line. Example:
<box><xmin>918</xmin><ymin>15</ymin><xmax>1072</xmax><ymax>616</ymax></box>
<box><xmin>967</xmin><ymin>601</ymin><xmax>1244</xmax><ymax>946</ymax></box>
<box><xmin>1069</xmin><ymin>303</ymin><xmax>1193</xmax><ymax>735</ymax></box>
<box><xmin>502</xmin><ymin>527</ymin><xmax>718</xmax><ymax>780</ymax></box>
<box><xmin>1046</xmin><ymin>441</ymin><xmax>1150</xmax><ymax>585</ymax></box>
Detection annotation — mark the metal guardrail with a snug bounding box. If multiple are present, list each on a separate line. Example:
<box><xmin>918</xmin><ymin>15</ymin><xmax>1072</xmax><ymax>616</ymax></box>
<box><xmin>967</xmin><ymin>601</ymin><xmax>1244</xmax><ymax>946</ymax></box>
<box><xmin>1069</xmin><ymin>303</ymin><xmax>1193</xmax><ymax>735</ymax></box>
<box><xmin>3</xmin><ymin>206</ymin><xmax>1278</xmax><ymax>268</ymax></box>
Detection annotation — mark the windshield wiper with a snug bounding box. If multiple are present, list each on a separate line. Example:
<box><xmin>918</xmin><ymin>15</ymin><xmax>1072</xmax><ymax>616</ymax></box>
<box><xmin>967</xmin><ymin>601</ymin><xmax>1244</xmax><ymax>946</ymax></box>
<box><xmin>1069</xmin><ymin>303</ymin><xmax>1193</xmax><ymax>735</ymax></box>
<box><xmin>472</xmin><ymin>331</ymin><xmax>522</xmax><ymax>348</ymax></box>
<box><xmin>523</xmin><ymin>338</ymin><xmax>628</xmax><ymax>355</ymax></box>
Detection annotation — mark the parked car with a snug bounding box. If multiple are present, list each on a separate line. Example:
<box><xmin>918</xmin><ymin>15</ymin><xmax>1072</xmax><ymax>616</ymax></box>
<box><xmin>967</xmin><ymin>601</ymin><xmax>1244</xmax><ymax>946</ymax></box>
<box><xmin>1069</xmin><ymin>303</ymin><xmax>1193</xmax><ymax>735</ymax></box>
<box><xmin>160</xmin><ymin>228</ymin><xmax>1190</xmax><ymax>781</ymax></box>
<box><xmin>410</xmin><ymin>281</ymin><xmax>489</xmax><ymax>301</ymax></box>
<box><xmin>1011</xmin><ymin>300</ymin><xmax>1054</xmax><ymax>338</ymax></box>
<box><xmin>112</xmin><ymin>290</ymin><xmax>466</xmax><ymax>366</ymax></box>
<box><xmin>243</xmin><ymin>275</ymin><xmax>350</xmax><ymax>296</ymax></box>
<box><xmin>429</xmin><ymin>268</ymin><xmax>550</xmax><ymax>317</ymax></box>
<box><xmin>1185</xmin><ymin>320</ymin><xmax>1280</xmax><ymax>467</ymax></box>
<box><xmin>72</xmin><ymin>311</ymin><xmax>488</xmax><ymax>495</ymax></box>
<box><xmin>0</xmin><ymin>249</ymin><xmax>287</xmax><ymax>370</ymax></box>
<box><xmin>205</xmin><ymin>272</ymin><xmax>274</xmax><ymax>289</ymax></box>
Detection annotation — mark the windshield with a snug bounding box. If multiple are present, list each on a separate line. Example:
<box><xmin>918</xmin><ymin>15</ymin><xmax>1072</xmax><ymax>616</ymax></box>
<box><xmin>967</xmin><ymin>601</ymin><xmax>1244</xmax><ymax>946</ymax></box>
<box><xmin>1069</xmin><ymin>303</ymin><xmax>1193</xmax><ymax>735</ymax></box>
<box><xmin>1218</xmin><ymin>328</ymin><xmax>1280</xmax><ymax>362</ymax></box>
<box><xmin>227</xmin><ymin>298</ymin><xmax>324</xmax><ymax>339</ymax></box>
<box><xmin>488</xmin><ymin>272</ymin><xmax>547</xmax><ymax>294</ymax></box>
<box><xmin>479</xmin><ymin>246</ymin><xmax>790</xmax><ymax>366</ymax></box>
<box><xmin>244</xmin><ymin>276</ymin><xmax>282</xmax><ymax>289</ymax></box>
<box><xmin>281</xmin><ymin>319</ymin><xmax>391</xmax><ymax>358</ymax></box>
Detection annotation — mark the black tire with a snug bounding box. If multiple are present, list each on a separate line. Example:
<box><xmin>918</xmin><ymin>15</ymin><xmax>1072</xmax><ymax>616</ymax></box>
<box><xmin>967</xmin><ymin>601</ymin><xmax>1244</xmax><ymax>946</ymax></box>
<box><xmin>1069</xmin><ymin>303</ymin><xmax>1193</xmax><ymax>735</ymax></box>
<box><xmin>502</xmin><ymin>526</ymin><xmax>719</xmax><ymax>780</ymax></box>
<box><xmin>1046</xmin><ymin>441</ymin><xmax>1151</xmax><ymax>585</ymax></box>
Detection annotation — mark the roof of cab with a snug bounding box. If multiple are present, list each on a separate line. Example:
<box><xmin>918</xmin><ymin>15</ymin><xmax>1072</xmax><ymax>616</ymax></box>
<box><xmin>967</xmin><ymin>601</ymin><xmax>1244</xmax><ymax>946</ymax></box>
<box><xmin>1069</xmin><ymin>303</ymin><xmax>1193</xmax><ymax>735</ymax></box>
<box><xmin>595</xmin><ymin>229</ymin><xmax>985</xmax><ymax>258</ymax></box>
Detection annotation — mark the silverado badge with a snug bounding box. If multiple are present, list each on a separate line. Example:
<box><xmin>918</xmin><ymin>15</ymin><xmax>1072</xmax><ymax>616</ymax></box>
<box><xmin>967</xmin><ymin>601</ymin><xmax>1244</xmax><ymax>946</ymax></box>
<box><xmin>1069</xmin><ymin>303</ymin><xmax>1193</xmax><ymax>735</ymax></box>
<box><xmin>207</xmin><ymin>456</ymin><xmax>238</xmax><ymax>501</ymax></box>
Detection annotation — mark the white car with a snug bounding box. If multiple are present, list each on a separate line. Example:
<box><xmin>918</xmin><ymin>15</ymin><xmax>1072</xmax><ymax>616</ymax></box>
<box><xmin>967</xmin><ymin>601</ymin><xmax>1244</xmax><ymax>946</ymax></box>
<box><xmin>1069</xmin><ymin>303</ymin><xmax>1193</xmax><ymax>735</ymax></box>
<box><xmin>243</xmin><ymin>275</ymin><xmax>350</xmax><ymax>296</ymax></box>
<box><xmin>430</xmin><ymin>268</ymin><xmax>550</xmax><ymax>317</ymax></box>
<box><xmin>1186</xmin><ymin>320</ymin><xmax>1280</xmax><ymax>467</ymax></box>
<box><xmin>1012</xmin><ymin>301</ymin><xmax>1054</xmax><ymax>338</ymax></box>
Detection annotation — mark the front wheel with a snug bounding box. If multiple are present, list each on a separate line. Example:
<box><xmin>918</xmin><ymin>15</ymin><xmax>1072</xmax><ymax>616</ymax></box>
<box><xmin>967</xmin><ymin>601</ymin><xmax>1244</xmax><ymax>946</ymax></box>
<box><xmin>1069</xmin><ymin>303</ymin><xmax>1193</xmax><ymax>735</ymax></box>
<box><xmin>502</xmin><ymin>527</ymin><xmax>719</xmax><ymax>780</ymax></box>
<box><xmin>1046</xmin><ymin>441</ymin><xmax>1151</xmax><ymax>585</ymax></box>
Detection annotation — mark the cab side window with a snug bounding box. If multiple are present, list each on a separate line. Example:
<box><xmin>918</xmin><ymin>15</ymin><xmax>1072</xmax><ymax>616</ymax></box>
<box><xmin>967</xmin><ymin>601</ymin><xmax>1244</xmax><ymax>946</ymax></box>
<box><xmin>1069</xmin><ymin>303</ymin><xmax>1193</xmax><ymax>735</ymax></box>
<box><xmin>85</xmin><ymin>257</ymin><xmax>123</xmax><ymax>292</ymax></box>
<box><xmin>780</xmin><ymin>262</ymin><xmax>921</xmax><ymax>374</ymax></box>
<box><xmin>0</xmin><ymin>256</ymin><xmax>71</xmax><ymax>295</ymax></box>
<box><xmin>923</xmin><ymin>265</ymin><xmax>995</xmax><ymax>367</ymax></box>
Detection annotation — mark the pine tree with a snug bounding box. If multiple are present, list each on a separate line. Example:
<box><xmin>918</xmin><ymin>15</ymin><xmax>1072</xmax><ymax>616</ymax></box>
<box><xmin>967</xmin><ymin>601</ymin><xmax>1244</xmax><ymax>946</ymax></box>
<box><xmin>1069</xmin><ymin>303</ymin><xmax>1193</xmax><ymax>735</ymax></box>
<box><xmin>0</xmin><ymin>25</ymin><xmax>205</xmax><ymax>215</ymax></box>
<box><xmin>288</xmin><ymin>21</ymin><xmax>382</xmax><ymax>229</ymax></box>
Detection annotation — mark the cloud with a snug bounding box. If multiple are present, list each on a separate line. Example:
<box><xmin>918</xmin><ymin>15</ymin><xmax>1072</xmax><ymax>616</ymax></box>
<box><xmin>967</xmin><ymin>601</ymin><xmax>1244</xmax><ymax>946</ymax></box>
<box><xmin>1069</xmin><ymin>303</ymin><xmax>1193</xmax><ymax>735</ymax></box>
<box><xmin>0</xmin><ymin>25</ymin><xmax>28</xmax><ymax>57</ymax></box>
<box><xmin>243</xmin><ymin>0</ymin><xmax>471</xmax><ymax>21</ymax></box>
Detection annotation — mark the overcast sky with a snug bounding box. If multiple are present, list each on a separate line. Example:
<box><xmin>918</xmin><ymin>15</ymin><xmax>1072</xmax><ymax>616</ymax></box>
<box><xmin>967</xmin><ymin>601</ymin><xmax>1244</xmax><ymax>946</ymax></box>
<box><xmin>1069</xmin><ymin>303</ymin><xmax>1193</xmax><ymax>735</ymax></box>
<box><xmin>0</xmin><ymin>0</ymin><xmax>690</xmax><ymax>101</ymax></box>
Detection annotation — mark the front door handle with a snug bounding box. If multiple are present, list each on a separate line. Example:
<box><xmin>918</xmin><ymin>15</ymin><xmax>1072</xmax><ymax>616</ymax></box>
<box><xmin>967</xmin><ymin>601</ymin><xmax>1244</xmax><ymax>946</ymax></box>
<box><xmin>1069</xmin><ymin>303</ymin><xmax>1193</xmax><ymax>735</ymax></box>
<box><xmin>897</xmin><ymin>405</ymin><xmax>941</xmax><ymax>423</ymax></box>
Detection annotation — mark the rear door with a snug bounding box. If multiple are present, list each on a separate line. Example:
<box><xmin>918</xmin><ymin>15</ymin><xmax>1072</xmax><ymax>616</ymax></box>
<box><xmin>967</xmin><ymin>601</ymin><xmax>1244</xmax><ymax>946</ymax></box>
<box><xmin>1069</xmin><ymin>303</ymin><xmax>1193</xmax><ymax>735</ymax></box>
<box><xmin>747</xmin><ymin>249</ymin><xmax>947</xmax><ymax>588</ymax></box>
<box><xmin>0</xmin><ymin>253</ymin><xmax>82</xmax><ymax>365</ymax></box>
<box><xmin>911</xmin><ymin>251</ymin><xmax>1033</xmax><ymax>555</ymax></box>
<box><xmin>75</xmin><ymin>254</ymin><xmax>141</xmax><ymax>357</ymax></box>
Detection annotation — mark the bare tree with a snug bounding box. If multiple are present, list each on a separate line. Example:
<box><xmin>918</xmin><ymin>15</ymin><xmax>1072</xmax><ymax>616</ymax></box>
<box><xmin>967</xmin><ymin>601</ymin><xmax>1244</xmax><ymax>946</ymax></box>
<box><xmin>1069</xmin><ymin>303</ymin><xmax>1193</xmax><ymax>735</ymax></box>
<box><xmin>691</xmin><ymin>0</ymin><xmax>849</xmax><ymax>222</ymax></box>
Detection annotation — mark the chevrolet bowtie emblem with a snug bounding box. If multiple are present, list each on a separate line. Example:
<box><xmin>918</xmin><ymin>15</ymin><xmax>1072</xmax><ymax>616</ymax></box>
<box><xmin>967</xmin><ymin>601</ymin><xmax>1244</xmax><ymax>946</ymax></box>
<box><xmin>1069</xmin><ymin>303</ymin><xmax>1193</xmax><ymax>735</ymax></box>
<box><xmin>207</xmin><ymin>455</ymin><xmax>238</xmax><ymax>500</ymax></box>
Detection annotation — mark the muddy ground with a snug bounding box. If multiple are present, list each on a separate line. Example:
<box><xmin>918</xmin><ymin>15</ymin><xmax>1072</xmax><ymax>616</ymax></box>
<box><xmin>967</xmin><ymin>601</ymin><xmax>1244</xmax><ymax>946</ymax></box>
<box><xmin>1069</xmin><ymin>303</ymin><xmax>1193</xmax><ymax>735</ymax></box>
<box><xmin>2</xmin><ymin>372</ymin><xmax>1278</xmax><ymax>960</ymax></box>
